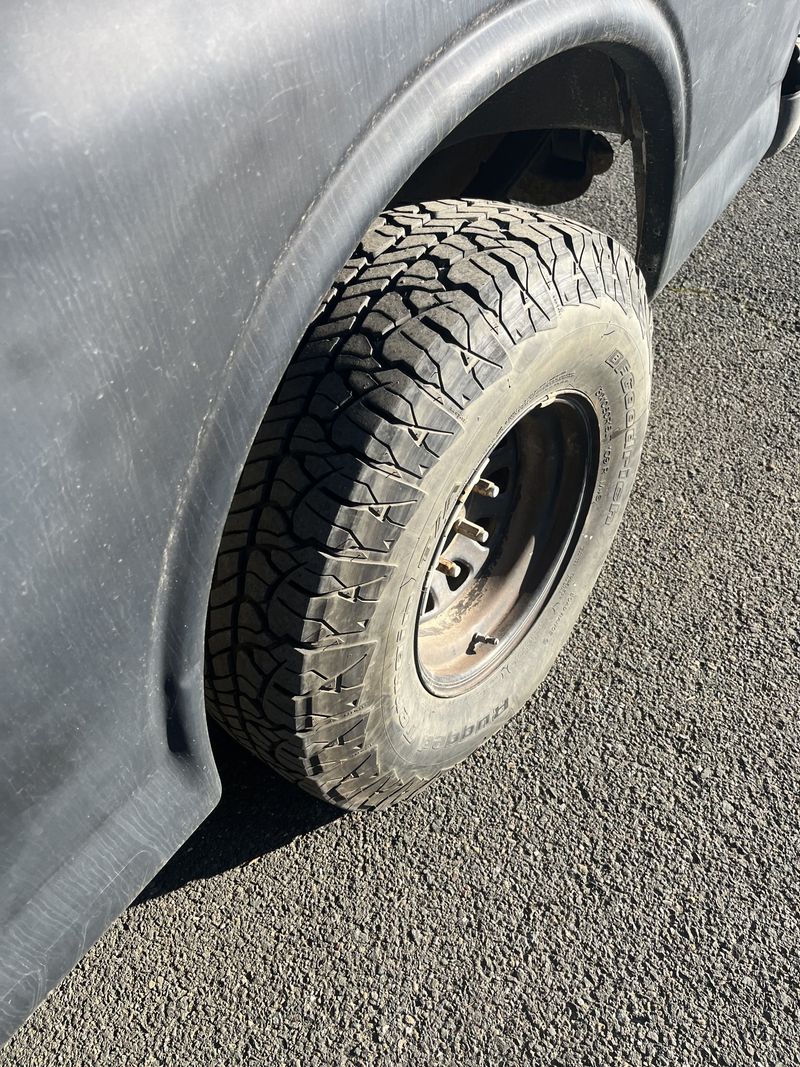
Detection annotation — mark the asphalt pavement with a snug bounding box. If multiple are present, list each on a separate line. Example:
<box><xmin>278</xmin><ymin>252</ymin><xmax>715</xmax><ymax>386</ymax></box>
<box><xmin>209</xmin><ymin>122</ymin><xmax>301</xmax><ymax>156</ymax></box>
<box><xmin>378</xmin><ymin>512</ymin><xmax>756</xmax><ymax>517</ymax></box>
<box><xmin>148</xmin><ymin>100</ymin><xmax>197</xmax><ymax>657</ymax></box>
<box><xmin>4</xmin><ymin>137</ymin><xmax>799</xmax><ymax>1067</ymax></box>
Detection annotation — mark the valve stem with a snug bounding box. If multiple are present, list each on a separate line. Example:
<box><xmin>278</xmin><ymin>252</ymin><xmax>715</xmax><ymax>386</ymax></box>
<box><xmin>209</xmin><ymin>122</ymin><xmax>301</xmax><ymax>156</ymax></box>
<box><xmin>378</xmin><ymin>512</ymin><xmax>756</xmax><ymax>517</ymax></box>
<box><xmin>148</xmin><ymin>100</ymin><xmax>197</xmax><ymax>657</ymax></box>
<box><xmin>468</xmin><ymin>632</ymin><xmax>500</xmax><ymax>654</ymax></box>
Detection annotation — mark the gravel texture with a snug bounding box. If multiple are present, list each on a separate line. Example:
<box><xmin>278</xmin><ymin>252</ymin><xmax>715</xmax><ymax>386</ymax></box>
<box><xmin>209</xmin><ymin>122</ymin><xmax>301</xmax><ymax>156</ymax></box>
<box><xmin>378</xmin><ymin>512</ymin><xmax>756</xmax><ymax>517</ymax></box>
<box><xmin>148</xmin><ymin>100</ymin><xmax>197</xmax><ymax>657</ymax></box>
<box><xmin>4</xmin><ymin>138</ymin><xmax>799</xmax><ymax>1067</ymax></box>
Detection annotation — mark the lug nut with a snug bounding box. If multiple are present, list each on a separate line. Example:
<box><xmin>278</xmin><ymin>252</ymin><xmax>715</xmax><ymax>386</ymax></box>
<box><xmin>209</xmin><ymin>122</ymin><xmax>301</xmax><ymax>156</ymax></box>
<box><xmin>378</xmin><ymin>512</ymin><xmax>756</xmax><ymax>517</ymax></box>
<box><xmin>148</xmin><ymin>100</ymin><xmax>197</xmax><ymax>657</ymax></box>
<box><xmin>454</xmin><ymin>518</ymin><xmax>488</xmax><ymax>544</ymax></box>
<box><xmin>472</xmin><ymin>478</ymin><xmax>499</xmax><ymax>498</ymax></box>
<box><xmin>437</xmin><ymin>557</ymin><xmax>462</xmax><ymax>579</ymax></box>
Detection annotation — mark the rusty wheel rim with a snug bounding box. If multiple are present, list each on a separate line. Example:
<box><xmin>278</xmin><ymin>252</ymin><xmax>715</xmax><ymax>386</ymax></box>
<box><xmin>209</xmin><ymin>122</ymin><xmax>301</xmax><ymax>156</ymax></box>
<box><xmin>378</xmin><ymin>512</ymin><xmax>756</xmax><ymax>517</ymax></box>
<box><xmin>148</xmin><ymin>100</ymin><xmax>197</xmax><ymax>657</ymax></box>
<box><xmin>415</xmin><ymin>393</ymin><xmax>599</xmax><ymax>697</ymax></box>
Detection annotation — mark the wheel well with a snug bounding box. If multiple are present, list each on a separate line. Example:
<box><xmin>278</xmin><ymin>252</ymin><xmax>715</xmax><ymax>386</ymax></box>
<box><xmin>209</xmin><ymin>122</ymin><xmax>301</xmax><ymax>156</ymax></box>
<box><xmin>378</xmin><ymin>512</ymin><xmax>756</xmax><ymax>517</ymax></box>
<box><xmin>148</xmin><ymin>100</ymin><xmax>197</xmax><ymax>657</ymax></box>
<box><xmin>189</xmin><ymin>18</ymin><xmax>680</xmax><ymax>787</ymax></box>
<box><xmin>391</xmin><ymin>47</ymin><xmax>643</xmax><ymax>255</ymax></box>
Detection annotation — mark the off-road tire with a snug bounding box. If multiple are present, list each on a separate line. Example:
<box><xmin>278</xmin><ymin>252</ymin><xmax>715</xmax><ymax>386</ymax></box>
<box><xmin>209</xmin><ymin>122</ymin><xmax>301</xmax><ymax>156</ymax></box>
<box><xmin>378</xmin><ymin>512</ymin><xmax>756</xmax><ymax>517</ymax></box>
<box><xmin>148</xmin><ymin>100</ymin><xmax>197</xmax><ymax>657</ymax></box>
<box><xmin>205</xmin><ymin>199</ymin><xmax>652</xmax><ymax>810</ymax></box>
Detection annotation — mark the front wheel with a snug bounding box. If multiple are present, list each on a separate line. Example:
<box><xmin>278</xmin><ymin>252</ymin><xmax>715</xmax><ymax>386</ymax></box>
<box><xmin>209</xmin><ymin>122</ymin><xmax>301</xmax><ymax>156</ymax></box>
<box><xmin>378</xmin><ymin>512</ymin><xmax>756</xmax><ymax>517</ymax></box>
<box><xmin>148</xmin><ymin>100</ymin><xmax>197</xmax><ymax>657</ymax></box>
<box><xmin>205</xmin><ymin>200</ymin><xmax>652</xmax><ymax>810</ymax></box>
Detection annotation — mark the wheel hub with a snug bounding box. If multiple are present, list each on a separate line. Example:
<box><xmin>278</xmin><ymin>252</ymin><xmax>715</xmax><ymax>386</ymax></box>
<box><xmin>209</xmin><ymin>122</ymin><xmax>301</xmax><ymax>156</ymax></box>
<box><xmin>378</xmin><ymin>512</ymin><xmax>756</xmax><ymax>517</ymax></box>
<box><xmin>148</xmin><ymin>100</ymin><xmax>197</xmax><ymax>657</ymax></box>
<box><xmin>415</xmin><ymin>394</ymin><xmax>598</xmax><ymax>697</ymax></box>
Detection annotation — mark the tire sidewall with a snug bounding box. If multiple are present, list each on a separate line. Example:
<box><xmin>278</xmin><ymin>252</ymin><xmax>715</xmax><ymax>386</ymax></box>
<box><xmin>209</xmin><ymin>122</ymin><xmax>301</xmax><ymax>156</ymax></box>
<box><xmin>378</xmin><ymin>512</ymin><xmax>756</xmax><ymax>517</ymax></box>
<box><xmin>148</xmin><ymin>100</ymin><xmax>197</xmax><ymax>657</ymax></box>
<box><xmin>361</xmin><ymin>300</ymin><xmax>651</xmax><ymax>776</ymax></box>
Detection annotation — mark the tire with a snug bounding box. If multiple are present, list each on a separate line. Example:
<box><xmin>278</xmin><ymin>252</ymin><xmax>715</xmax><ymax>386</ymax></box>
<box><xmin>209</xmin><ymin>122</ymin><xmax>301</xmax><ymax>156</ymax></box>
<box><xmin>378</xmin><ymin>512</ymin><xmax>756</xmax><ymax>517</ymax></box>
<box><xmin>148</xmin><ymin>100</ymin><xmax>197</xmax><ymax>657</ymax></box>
<box><xmin>205</xmin><ymin>199</ymin><xmax>652</xmax><ymax>811</ymax></box>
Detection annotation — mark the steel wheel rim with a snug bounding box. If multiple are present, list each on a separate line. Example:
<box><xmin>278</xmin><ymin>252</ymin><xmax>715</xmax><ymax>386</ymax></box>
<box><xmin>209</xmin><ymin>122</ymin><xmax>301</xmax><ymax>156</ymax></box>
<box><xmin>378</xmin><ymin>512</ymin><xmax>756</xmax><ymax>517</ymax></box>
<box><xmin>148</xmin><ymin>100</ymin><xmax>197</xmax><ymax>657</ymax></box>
<box><xmin>415</xmin><ymin>392</ymin><xmax>599</xmax><ymax>697</ymax></box>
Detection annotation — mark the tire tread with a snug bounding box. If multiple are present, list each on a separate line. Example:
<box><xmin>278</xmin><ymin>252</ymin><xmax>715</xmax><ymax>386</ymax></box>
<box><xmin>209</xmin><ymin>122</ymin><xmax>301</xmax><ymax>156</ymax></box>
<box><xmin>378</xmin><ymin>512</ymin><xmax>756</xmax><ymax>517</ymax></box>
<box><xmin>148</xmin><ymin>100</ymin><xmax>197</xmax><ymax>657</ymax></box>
<box><xmin>205</xmin><ymin>199</ymin><xmax>651</xmax><ymax>809</ymax></box>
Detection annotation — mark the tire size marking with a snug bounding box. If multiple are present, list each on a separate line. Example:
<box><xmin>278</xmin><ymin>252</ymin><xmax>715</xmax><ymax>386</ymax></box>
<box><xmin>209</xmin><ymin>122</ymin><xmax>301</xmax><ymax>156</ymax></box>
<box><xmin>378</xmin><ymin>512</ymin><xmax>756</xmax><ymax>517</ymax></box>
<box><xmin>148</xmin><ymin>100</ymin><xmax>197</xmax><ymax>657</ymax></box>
<box><xmin>593</xmin><ymin>385</ymin><xmax>613</xmax><ymax>504</ymax></box>
<box><xmin>604</xmin><ymin>348</ymin><xmax>638</xmax><ymax>527</ymax></box>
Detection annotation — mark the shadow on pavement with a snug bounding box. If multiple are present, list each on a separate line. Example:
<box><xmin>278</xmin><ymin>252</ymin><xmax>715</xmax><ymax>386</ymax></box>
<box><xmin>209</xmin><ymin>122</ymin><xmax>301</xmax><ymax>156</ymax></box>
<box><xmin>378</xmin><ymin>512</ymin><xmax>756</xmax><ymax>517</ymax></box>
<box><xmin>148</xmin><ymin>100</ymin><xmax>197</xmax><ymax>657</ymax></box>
<box><xmin>134</xmin><ymin>722</ymin><xmax>341</xmax><ymax>903</ymax></box>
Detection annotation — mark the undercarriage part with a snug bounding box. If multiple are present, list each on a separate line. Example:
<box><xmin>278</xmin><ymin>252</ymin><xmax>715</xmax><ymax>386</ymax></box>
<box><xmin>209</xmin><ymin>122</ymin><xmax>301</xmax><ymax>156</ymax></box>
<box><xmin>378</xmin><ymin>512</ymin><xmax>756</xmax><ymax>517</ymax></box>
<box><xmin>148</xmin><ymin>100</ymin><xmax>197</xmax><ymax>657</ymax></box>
<box><xmin>466</xmin><ymin>129</ymin><xmax>615</xmax><ymax>204</ymax></box>
<box><xmin>393</xmin><ymin>128</ymin><xmax>614</xmax><ymax>208</ymax></box>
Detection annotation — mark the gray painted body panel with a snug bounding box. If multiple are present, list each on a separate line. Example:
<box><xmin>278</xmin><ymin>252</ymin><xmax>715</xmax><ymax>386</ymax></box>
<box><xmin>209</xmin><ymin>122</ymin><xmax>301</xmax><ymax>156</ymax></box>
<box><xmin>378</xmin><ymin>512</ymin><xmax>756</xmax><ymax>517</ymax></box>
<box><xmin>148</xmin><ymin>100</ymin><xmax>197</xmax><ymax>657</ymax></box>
<box><xmin>0</xmin><ymin>0</ymin><xmax>797</xmax><ymax>1040</ymax></box>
